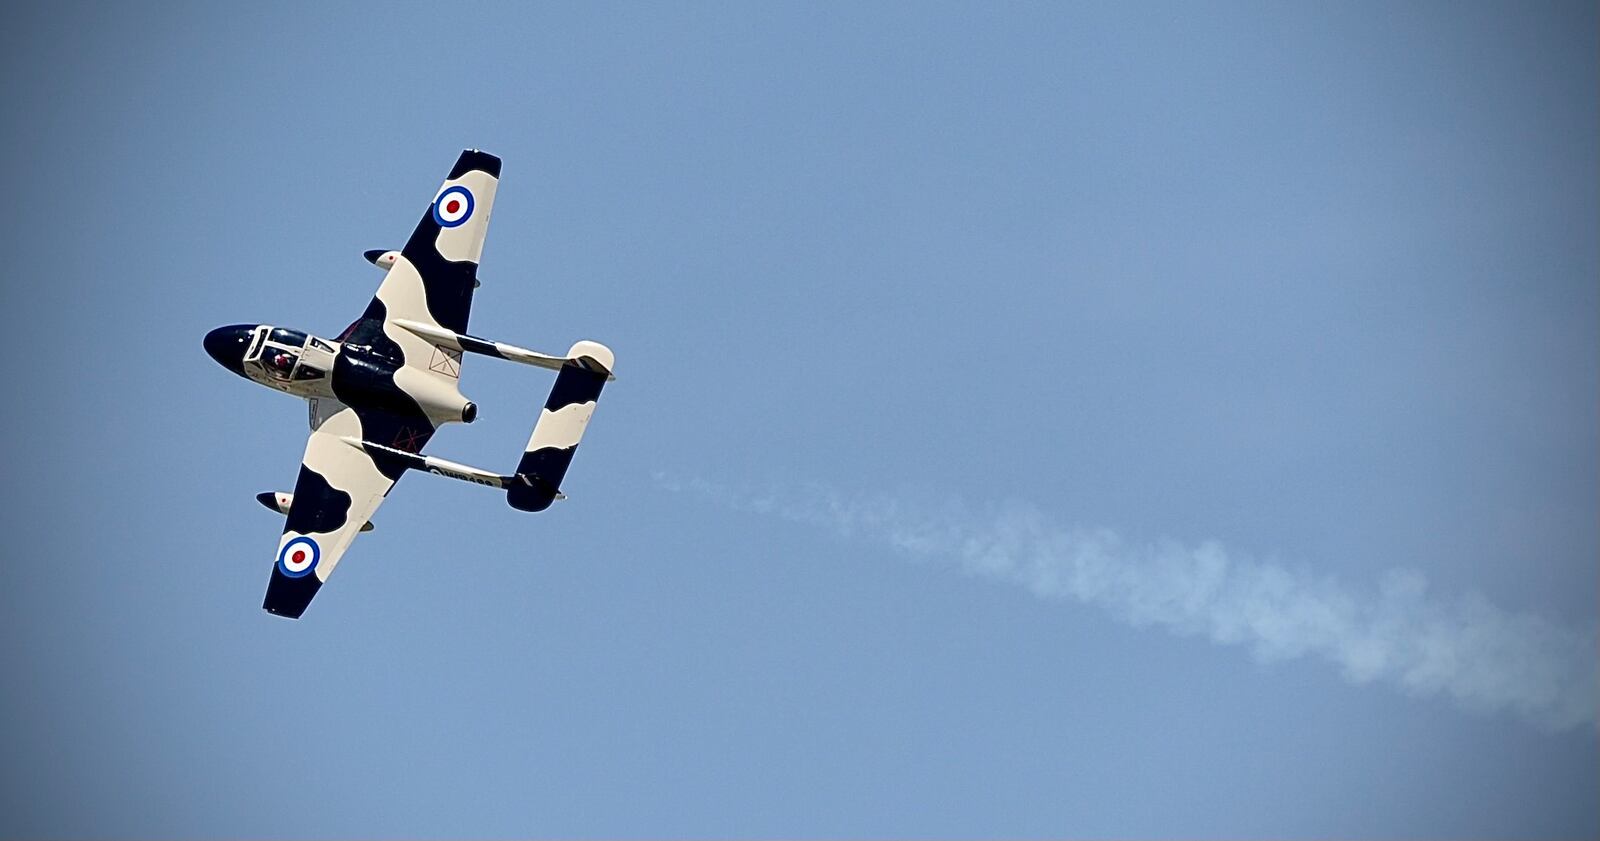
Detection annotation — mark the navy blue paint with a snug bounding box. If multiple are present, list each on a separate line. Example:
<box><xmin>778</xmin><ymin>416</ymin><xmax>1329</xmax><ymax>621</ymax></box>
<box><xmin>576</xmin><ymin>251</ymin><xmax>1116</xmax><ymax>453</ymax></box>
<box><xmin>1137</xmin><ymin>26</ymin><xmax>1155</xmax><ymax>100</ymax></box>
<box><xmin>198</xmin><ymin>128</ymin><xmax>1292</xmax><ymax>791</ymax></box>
<box><xmin>263</xmin><ymin>567</ymin><xmax>322</xmax><ymax>619</ymax></box>
<box><xmin>505</xmin><ymin>362</ymin><xmax>608</xmax><ymax>511</ymax></box>
<box><xmin>329</xmin><ymin>297</ymin><xmax>441</xmax><ymax>478</ymax></box>
<box><xmin>352</xmin><ymin>435</ymin><xmax>436</xmax><ymax>482</ymax></box>
<box><xmin>331</xmin><ymin>351</ymin><xmax>431</xmax><ymax>422</ymax></box>
<box><xmin>344</xmin><ymin>299</ymin><xmax>403</xmax><ymax>363</ymax></box>
<box><xmin>447</xmin><ymin>149</ymin><xmax>501</xmax><ymax>179</ymax></box>
<box><xmin>399</xmin><ymin>151</ymin><xmax>495</xmax><ymax>333</ymax></box>
<box><xmin>401</xmin><ymin>228</ymin><xmax>477</xmax><ymax>334</ymax></box>
<box><xmin>282</xmin><ymin>465</ymin><xmax>352</xmax><ymax>535</ymax></box>
<box><xmin>456</xmin><ymin>333</ymin><xmax>506</xmax><ymax>359</ymax></box>
<box><xmin>507</xmin><ymin>446</ymin><xmax>575</xmax><ymax>512</ymax></box>
<box><xmin>202</xmin><ymin>324</ymin><xmax>253</xmax><ymax>377</ymax></box>
<box><xmin>543</xmin><ymin>361</ymin><xmax>607</xmax><ymax>410</ymax></box>
<box><xmin>350</xmin><ymin>408</ymin><xmax>434</xmax><ymax>482</ymax></box>
<box><xmin>203</xmin><ymin>150</ymin><xmax>519</xmax><ymax>617</ymax></box>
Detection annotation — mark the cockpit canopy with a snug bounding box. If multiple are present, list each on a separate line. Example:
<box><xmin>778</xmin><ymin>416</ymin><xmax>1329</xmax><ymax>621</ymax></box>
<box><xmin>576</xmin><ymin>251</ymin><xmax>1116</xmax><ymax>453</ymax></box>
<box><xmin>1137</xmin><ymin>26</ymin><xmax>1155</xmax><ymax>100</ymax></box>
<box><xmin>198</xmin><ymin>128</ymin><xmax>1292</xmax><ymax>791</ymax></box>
<box><xmin>243</xmin><ymin>326</ymin><xmax>337</xmax><ymax>384</ymax></box>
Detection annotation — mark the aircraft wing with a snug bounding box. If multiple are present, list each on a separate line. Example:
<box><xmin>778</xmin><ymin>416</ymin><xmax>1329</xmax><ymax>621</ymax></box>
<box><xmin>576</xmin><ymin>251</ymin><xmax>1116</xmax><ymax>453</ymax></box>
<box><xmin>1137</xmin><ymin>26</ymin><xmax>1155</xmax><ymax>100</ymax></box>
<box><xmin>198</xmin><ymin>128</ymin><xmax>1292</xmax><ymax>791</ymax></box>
<box><xmin>263</xmin><ymin>403</ymin><xmax>432</xmax><ymax>618</ymax></box>
<box><xmin>264</xmin><ymin>150</ymin><xmax>498</xmax><ymax>617</ymax></box>
<box><xmin>343</xmin><ymin>149</ymin><xmax>501</xmax><ymax>429</ymax></box>
<box><xmin>382</xmin><ymin>148</ymin><xmax>499</xmax><ymax>334</ymax></box>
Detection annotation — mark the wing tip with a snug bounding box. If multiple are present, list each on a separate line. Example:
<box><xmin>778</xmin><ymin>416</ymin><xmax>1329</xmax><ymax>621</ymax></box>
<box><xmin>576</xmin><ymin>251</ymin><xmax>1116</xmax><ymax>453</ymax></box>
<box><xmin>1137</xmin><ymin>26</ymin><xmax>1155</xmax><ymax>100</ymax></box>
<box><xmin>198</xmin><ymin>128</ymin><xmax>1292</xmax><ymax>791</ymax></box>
<box><xmin>452</xmin><ymin>149</ymin><xmax>501</xmax><ymax>180</ymax></box>
<box><xmin>263</xmin><ymin>569</ymin><xmax>322</xmax><ymax>619</ymax></box>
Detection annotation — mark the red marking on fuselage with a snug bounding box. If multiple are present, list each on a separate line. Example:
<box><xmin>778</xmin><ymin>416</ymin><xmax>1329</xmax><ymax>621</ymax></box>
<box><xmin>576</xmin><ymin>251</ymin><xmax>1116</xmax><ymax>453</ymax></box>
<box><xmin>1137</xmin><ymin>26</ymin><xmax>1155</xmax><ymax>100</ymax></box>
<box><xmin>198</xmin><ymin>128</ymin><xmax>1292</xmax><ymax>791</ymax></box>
<box><xmin>393</xmin><ymin>426</ymin><xmax>426</xmax><ymax>453</ymax></box>
<box><xmin>292</xmin><ymin>550</ymin><xmax>306</xmax><ymax>564</ymax></box>
<box><xmin>446</xmin><ymin>199</ymin><xmax>461</xmax><ymax>214</ymax></box>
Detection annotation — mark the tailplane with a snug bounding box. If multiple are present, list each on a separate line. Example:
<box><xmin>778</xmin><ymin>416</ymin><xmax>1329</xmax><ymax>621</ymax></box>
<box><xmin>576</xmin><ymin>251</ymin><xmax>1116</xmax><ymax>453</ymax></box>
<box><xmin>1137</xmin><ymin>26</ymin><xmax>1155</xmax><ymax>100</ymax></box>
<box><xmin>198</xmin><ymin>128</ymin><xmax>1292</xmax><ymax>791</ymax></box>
<box><xmin>507</xmin><ymin>341</ymin><xmax>613</xmax><ymax>512</ymax></box>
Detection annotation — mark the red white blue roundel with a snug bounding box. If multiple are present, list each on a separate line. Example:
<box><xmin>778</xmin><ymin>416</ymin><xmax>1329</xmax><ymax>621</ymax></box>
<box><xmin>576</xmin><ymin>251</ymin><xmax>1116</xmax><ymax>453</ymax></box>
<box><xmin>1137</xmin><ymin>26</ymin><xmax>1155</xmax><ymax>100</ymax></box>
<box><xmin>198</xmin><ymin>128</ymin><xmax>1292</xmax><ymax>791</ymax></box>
<box><xmin>278</xmin><ymin>536</ymin><xmax>321</xmax><ymax>578</ymax></box>
<box><xmin>433</xmin><ymin>186</ymin><xmax>475</xmax><ymax>228</ymax></box>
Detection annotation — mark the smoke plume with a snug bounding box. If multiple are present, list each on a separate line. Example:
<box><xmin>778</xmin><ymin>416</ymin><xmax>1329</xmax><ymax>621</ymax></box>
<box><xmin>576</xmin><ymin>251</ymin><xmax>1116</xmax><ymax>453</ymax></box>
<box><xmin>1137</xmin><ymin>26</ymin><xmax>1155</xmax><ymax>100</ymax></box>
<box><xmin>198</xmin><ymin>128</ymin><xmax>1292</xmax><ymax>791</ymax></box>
<box><xmin>661</xmin><ymin>476</ymin><xmax>1599</xmax><ymax>734</ymax></box>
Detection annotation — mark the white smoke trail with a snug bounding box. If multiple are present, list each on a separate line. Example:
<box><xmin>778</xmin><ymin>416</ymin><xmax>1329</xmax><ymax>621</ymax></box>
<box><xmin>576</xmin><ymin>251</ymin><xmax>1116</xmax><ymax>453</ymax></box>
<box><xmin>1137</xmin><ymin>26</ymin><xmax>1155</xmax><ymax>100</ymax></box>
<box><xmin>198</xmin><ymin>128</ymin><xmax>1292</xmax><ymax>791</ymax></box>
<box><xmin>660</xmin><ymin>475</ymin><xmax>1599</xmax><ymax>734</ymax></box>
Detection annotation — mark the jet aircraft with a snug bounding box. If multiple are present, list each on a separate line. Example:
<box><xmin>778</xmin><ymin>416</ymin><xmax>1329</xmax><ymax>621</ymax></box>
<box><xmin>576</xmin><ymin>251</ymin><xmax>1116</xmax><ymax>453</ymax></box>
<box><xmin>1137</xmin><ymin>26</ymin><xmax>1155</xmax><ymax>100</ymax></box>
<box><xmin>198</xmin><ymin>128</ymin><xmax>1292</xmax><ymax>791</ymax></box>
<box><xmin>204</xmin><ymin>150</ymin><xmax>613</xmax><ymax>618</ymax></box>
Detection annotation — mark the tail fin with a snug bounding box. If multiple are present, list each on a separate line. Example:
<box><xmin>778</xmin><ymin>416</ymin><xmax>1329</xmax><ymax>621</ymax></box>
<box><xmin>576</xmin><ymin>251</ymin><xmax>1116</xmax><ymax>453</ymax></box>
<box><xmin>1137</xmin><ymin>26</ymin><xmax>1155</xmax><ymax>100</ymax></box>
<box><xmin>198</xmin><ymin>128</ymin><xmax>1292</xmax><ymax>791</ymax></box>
<box><xmin>506</xmin><ymin>341</ymin><xmax>614</xmax><ymax>512</ymax></box>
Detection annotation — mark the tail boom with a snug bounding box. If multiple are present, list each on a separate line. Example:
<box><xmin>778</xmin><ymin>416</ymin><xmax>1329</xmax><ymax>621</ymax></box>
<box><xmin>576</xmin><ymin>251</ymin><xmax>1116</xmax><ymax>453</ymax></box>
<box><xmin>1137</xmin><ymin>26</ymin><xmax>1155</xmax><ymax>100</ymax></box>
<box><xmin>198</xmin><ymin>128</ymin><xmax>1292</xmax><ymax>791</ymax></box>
<box><xmin>392</xmin><ymin>319</ymin><xmax>615</xmax><ymax>380</ymax></box>
<box><xmin>339</xmin><ymin>436</ymin><xmax>511</xmax><ymax>489</ymax></box>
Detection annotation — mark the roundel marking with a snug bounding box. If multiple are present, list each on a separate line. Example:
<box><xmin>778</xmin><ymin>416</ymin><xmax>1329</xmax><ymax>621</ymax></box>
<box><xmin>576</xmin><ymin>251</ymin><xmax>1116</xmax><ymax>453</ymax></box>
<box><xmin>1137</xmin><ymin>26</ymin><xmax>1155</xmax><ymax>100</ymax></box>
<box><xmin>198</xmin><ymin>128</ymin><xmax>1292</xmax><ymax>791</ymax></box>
<box><xmin>433</xmin><ymin>186</ymin><xmax>475</xmax><ymax>228</ymax></box>
<box><xmin>277</xmin><ymin>536</ymin><xmax>321</xmax><ymax>578</ymax></box>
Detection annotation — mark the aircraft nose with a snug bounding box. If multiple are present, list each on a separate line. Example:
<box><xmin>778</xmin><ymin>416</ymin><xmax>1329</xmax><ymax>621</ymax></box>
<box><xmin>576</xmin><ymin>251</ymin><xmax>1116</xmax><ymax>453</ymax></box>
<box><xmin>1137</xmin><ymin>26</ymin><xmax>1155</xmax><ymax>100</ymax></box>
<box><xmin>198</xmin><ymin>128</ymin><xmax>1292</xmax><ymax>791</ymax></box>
<box><xmin>204</xmin><ymin>325</ymin><xmax>253</xmax><ymax>376</ymax></box>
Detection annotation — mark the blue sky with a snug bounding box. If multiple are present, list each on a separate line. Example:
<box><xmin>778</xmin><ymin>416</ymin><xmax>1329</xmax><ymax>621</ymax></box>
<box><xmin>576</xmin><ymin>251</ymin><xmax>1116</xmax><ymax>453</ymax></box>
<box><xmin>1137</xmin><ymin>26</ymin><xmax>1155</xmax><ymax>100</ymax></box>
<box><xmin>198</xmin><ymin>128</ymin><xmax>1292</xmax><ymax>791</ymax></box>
<box><xmin>1</xmin><ymin>1</ymin><xmax>1595</xmax><ymax>837</ymax></box>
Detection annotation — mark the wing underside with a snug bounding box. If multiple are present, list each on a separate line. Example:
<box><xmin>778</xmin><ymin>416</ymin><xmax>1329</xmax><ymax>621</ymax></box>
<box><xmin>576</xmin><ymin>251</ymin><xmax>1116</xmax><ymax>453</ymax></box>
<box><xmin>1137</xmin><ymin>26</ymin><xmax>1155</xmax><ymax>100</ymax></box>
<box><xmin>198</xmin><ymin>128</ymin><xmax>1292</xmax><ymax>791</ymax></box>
<box><xmin>263</xmin><ymin>150</ymin><xmax>500</xmax><ymax>618</ymax></box>
<box><xmin>263</xmin><ymin>404</ymin><xmax>425</xmax><ymax>618</ymax></box>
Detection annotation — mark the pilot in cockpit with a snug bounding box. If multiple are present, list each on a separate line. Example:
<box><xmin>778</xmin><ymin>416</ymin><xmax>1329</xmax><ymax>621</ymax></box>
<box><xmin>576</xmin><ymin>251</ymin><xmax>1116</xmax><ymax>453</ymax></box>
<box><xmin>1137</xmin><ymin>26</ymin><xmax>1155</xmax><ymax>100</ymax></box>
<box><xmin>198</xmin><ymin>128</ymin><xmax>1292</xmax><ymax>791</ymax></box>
<box><xmin>265</xmin><ymin>349</ymin><xmax>297</xmax><ymax>379</ymax></box>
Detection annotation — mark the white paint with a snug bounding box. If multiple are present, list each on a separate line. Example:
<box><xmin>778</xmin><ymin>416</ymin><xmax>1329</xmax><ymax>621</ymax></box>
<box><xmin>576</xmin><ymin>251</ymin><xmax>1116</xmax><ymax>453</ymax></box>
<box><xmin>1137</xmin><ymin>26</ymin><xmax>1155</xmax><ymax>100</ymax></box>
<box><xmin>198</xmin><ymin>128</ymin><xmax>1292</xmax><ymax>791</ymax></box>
<box><xmin>432</xmin><ymin>169</ymin><xmax>498</xmax><ymax>263</ymax></box>
<box><xmin>526</xmin><ymin>401</ymin><xmax>596</xmax><ymax>451</ymax></box>
<box><xmin>276</xmin><ymin>405</ymin><xmax>394</xmax><ymax>584</ymax></box>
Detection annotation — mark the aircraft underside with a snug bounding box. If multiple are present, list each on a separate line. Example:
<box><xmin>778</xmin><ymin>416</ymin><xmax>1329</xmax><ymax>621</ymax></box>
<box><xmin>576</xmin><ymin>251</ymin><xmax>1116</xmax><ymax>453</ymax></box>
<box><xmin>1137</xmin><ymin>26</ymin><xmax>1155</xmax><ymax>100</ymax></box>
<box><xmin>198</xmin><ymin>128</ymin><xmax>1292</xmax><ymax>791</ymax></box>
<box><xmin>203</xmin><ymin>149</ymin><xmax>614</xmax><ymax>618</ymax></box>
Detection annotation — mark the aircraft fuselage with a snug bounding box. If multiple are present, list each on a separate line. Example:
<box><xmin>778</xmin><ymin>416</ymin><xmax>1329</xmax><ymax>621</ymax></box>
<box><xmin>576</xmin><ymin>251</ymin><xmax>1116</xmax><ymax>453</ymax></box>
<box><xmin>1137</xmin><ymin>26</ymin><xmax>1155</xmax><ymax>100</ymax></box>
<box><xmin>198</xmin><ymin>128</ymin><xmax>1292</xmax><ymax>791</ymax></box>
<box><xmin>203</xmin><ymin>320</ymin><xmax>476</xmax><ymax>425</ymax></box>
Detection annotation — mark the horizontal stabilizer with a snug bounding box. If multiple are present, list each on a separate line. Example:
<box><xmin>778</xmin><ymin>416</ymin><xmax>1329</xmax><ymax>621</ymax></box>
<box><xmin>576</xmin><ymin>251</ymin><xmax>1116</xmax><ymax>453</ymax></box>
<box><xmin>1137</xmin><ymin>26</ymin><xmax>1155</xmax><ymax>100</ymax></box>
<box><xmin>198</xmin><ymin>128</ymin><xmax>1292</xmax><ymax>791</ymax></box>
<box><xmin>507</xmin><ymin>352</ymin><xmax>611</xmax><ymax>512</ymax></box>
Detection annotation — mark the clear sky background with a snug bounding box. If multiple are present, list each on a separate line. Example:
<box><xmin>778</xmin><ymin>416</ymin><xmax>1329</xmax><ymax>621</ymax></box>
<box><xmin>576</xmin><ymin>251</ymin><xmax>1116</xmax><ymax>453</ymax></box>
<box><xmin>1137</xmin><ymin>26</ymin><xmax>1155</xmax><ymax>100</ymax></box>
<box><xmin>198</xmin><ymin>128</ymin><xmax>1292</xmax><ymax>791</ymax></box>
<box><xmin>1</xmin><ymin>1</ymin><xmax>1595</xmax><ymax>838</ymax></box>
